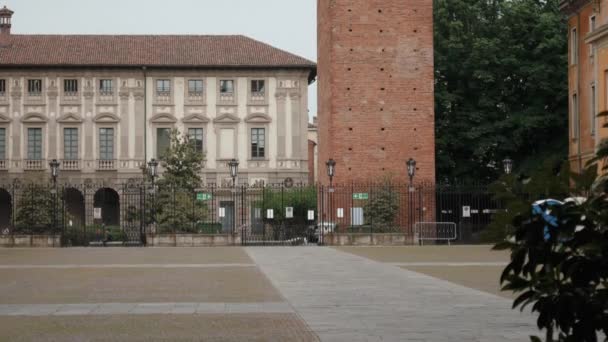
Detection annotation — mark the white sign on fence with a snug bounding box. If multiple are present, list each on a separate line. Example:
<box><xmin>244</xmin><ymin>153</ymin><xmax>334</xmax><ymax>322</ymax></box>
<box><xmin>267</xmin><ymin>209</ymin><xmax>274</xmax><ymax>219</ymax></box>
<box><xmin>93</xmin><ymin>208</ymin><xmax>102</xmax><ymax>219</ymax></box>
<box><xmin>308</xmin><ymin>210</ymin><xmax>315</xmax><ymax>221</ymax></box>
<box><xmin>285</xmin><ymin>207</ymin><xmax>294</xmax><ymax>218</ymax></box>
<box><xmin>337</xmin><ymin>208</ymin><xmax>344</xmax><ymax>218</ymax></box>
<box><xmin>462</xmin><ymin>206</ymin><xmax>471</xmax><ymax>218</ymax></box>
<box><xmin>219</xmin><ymin>207</ymin><xmax>226</xmax><ymax>218</ymax></box>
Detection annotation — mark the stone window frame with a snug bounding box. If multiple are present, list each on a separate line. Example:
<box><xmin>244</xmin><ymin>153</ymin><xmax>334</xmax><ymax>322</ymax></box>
<box><xmin>185</xmin><ymin>126</ymin><xmax>206</xmax><ymax>159</ymax></box>
<box><xmin>155</xmin><ymin>126</ymin><xmax>173</xmax><ymax>160</ymax></box>
<box><xmin>60</xmin><ymin>76</ymin><xmax>81</xmax><ymax>104</ymax></box>
<box><xmin>25</xmin><ymin>125</ymin><xmax>45</xmax><ymax>161</ymax></box>
<box><xmin>97</xmin><ymin>125</ymin><xmax>117</xmax><ymax>161</ymax></box>
<box><xmin>153</xmin><ymin>77</ymin><xmax>174</xmax><ymax>105</ymax></box>
<box><xmin>61</xmin><ymin>126</ymin><xmax>80</xmax><ymax>161</ymax></box>
<box><xmin>0</xmin><ymin>78</ymin><xmax>6</xmax><ymax>95</ymax></box>
<box><xmin>571</xmin><ymin>27</ymin><xmax>578</xmax><ymax>65</ymax></box>
<box><xmin>0</xmin><ymin>125</ymin><xmax>7</xmax><ymax>161</ymax></box>
<box><xmin>249</xmin><ymin>126</ymin><xmax>268</xmax><ymax>160</ymax></box>
<box><xmin>217</xmin><ymin>78</ymin><xmax>237</xmax><ymax>105</ymax></box>
<box><xmin>572</xmin><ymin>93</ymin><xmax>579</xmax><ymax>140</ymax></box>
<box><xmin>214</xmin><ymin>124</ymin><xmax>239</xmax><ymax>162</ymax></box>
<box><xmin>26</xmin><ymin>78</ymin><xmax>44</xmax><ymax>101</ymax></box>
<box><xmin>97</xmin><ymin>77</ymin><xmax>117</xmax><ymax>103</ymax></box>
<box><xmin>184</xmin><ymin>77</ymin><xmax>206</xmax><ymax>105</ymax></box>
<box><xmin>247</xmin><ymin>77</ymin><xmax>268</xmax><ymax>105</ymax></box>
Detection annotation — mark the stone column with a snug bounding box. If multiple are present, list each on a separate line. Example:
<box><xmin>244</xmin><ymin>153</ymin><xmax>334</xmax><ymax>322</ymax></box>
<box><xmin>119</xmin><ymin>85</ymin><xmax>130</xmax><ymax>168</ymax></box>
<box><xmin>10</xmin><ymin>79</ymin><xmax>22</xmax><ymax>169</ymax></box>
<box><xmin>47</xmin><ymin>78</ymin><xmax>59</xmax><ymax>160</ymax></box>
<box><xmin>276</xmin><ymin>92</ymin><xmax>287</xmax><ymax>158</ymax></box>
<box><xmin>83</xmin><ymin>79</ymin><xmax>95</xmax><ymax>171</ymax></box>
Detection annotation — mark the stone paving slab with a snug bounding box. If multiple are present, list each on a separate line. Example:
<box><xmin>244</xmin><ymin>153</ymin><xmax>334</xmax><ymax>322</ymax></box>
<box><xmin>0</xmin><ymin>247</ymin><xmax>252</xmax><ymax>265</ymax></box>
<box><xmin>336</xmin><ymin>245</ymin><xmax>510</xmax><ymax>263</ymax></box>
<box><xmin>247</xmin><ymin>247</ymin><xmax>537</xmax><ymax>342</ymax></box>
<box><xmin>0</xmin><ymin>302</ymin><xmax>294</xmax><ymax>316</ymax></box>
<box><xmin>0</xmin><ymin>267</ymin><xmax>282</xmax><ymax>304</ymax></box>
<box><xmin>0</xmin><ymin>313</ymin><xmax>319</xmax><ymax>341</ymax></box>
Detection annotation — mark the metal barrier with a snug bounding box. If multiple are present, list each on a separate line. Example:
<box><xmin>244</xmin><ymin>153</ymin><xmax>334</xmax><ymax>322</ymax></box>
<box><xmin>414</xmin><ymin>222</ymin><xmax>457</xmax><ymax>245</ymax></box>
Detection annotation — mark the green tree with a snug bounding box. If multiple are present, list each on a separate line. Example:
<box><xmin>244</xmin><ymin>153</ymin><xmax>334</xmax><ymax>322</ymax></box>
<box><xmin>15</xmin><ymin>183</ymin><xmax>61</xmax><ymax>233</ymax></box>
<box><xmin>257</xmin><ymin>186</ymin><xmax>317</xmax><ymax>225</ymax></box>
<box><xmin>152</xmin><ymin>129</ymin><xmax>208</xmax><ymax>233</ymax></box>
<box><xmin>495</xmin><ymin>130</ymin><xmax>608</xmax><ymax>340</ymax></box>
<box><xmin>434</xmin><ymin>0</ymin><xmax>568</xmax><ymax>182</ymax></box>
<box><xmin>363</xmin><ymin>183</ymin><xmax>399</xmax><ymax>232</ymax></box>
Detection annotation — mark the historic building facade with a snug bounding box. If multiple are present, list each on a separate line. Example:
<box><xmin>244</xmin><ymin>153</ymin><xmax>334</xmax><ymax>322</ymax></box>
<box><xmin>0</xmin><ymin>6</ymin><xmax>316</xmax><ymax>188</ymax></box>
<box><xmin>316</xmin><ymin>0</ymin><xmax>435</xmax><ymax>184</ymax></box>
<box><xmin>560</xmin><ymin>0</ymin><xmax>608</xmax><ymax>172</ymax></box>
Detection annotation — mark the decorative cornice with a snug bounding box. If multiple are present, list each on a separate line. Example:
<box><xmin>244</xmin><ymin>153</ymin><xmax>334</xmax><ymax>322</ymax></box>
<box><xmin>21</xmin><ymin>113</ymin><xmax>48</xmax><ymax>123</ymax></box>
<box><xmin>57</xmin><ymin>113</ymin><xmax>83</xmax><ymax>123</ymax></box>
<box><xmin>93</xmin><ymin>113</ymin><xmax>120</xmax><ymax>123</ymax></box>
<box><xmin>585</xmin><ymin>23</ymin><xmax>608</xmax><ymax>44</ymax></box>
<box><xmin>0</xmin><ymin>114</ymin><xmax>11</xmax><ymax>123</ymax></box>
<box><xmin>213</xmin><ymin>113</ymin><xmax>240</xmax><ymax>124</ymax></box>
<box><xmin>149</xmin><ymin>113</ymin><xmax>177</xmax><ymax>124</ymax></box>
<box><xmin>182</xmin><ymin>114</ymin><xmax>210</xmax><ymax>124</ymax></box>
<box><xmin>244</xmin><ymin>113</ymin><xmax>272</xmax><ymax>123</ymax></box>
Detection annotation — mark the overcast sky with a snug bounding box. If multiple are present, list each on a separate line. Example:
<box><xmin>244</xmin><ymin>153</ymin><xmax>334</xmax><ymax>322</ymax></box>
<box><xmin>3</xmin><ymin>0</ymin><xmax>318</xmax><ymax>121</ymax></box>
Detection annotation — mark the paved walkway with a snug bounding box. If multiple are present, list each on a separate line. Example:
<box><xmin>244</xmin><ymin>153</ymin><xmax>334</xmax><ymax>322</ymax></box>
<box><xmin>246</xmin><ymin>247</ymin><xmax>537</xmax><ymax>342</ymax></box>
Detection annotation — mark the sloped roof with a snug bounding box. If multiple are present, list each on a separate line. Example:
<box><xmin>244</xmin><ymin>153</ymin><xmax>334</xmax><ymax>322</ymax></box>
<box><xmin>0</xmin><ymin>34</ymin><xmax>316</xmax><ymax>79</ymax></box>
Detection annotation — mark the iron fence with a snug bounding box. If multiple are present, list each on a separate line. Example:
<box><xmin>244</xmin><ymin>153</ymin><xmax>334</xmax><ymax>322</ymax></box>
<box><xmin>0</xmin><ymin>181</ymin><xmax>505</xmax><ymax>246</ymax></box>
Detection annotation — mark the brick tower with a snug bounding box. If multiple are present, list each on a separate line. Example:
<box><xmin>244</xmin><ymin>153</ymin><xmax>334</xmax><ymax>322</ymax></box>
<box><xmin>317</xmin><ymin>0</ymin><xmax>435</xmax><ymax>185</ymax></box>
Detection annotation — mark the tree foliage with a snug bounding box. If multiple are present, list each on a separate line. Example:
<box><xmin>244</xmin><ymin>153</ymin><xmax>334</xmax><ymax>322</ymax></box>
<box><xmin>495</xmin><ymin>154</ymin><xmax>608</xmax><ymax>340</ymax></box>
<box><xmin>15</xmin><ymin>183</ymin><xmax>61</xmax><ymax>233</ymax></box>
<box><xmin>434</xmin><ymin>0</ymin><xmax>568</xmax><ymax>182</ymax></box>
<box><xmin>152</xmin><ymin>129</ymin><xmax>209</xmax><ymax>233</ymax></box>
<box><xmin>363</xmin><ymin>183</ymin><xmax>399</xmax><ymax>231</ymax></box>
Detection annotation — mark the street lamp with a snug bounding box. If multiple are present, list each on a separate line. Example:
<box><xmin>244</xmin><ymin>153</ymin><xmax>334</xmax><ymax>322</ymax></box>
<box><xmin>502</xmin><ymin>157</ymin><xmax>513</xmax><ymax>175</ymax></box>
<box><xmin>147</xmin><ymin>158</ymin><xmax>159</xmax><ymax>180</ymax></box>
<box><xmin>228</xmin><ymin>159</ymin><xmax>239</xmax><ymax>187</ymax></box>
<box><xmin>326</xmin><ymin>158</ymin><xmax>336</xmax><ymax>187</ymax></box>
<box><xmin>406</xmin><ymin>158</ymin><xmax>416</xmax><ymax>186</ymax></box>
<box><xmin>49</xmin><ymin>159</ymin><xmax>60</xmax><ymax>233</ymax></box>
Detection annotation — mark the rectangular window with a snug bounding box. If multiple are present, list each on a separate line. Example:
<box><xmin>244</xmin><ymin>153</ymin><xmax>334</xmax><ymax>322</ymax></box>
<box><xmin>572</xmin><ymin>94</ymin><xmax>579</xmax><ymax>139</ymax></box>
<box><xmin>251</xmin><ymin>80</ymin><xmax>265</xmax><ymax>95</ymax></box>
<box><xmin>591</xmin><ymin>84</ymin><xmax>596</xmax><ymax>136</ymax></box>
<box><xmin>251</xmin><ymin>128</ymin><xmax>265</xmax><ymax>158</ymax></box>
<box><xmin>64</xmin><ymin>79</ymin><xmax>78</xmax><ymax>94</ymax></box>
<box><xmin>590</xmin><ymin>15</ymin><xmax>596</xmax><ymax>32</ymax></box>
<box><xmin>188</xmin><ymin>128</ymin><xmax>204</xmax><ymax>153</ymax></box>
<box><xmin>156</xmin><ymin>128</ymin><xmax>171</xmax><ymax>159</ymax></box>
<box><xmin>0</xmin><ymin>128</ymin><xmax>5</xmax><ymax>160</ymax></box>
<box><xmin>220</xmin><ymin>80</ymin><xmax>234</xmax><ymax>94</ymax></box>
<box><xmin>571</xmin><ymin>28</ymin><xmax>578</xmax><ymax>65</ymax></box>
<box><xmin>99</xmin><ymin>128</ymin><xmax>114</xmax><ymax>160</ymax></box>
<box><xmin>188</xmin><ymin>80</ymin><xmax>203</xmax><ymax>95</ymax></box>
<box><xmin>0</xmin><ymin>79</ymin><xmax>5</xmax><ymax>94</ymax></box>
<box><xmin>156</xmin><ymin>79</ymin><xmax>171</xmax><ymax>95</ymax></box>
<box><xmin>27</xmin><ymin>128</ymin><xmax>42</xmax><ymax>160</ymax></box>
<box><xmin>63</xmin><ymin>128</ymin><xmax>78</xmax><ymax>160</ymax></box>
<box><xmin>28</xmin><ymin>79</ymin><xmax>42</xmax><ymax>95</ymax></box>
<box><xmin>99</xmin><ymin>79</ymin><xmax>113</xmax><ymax>94</ymax></box>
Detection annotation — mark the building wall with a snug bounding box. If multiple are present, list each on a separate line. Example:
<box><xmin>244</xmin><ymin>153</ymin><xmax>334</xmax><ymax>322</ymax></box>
<box><xmin>317</xmin><ymin>0</ymin><xmax>435</xmax><ymax>185</ymax></box>
<box><xmin>0</xmin><ymin>68</ymin><xmax>311</xmax><ymax>186</ymax></box>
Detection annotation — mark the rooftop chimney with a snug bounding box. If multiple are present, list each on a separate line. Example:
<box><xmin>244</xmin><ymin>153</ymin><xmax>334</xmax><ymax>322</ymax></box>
<box><xmin>0</xmin><ymin>6</ymin><xmax>14</xmax><ymax>46</ymax></box>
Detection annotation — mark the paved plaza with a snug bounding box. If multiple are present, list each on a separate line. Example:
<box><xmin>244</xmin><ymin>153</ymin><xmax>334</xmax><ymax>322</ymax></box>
<box><xmin>0</xmin><ymin>246</ymin><xmax>538</xmax><ymax>341</ymax></box>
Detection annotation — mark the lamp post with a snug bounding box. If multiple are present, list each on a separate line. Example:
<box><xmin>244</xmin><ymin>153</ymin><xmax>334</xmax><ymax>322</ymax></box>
<box><xmin>228</xmin><ymin>159</ymin><xmax>239</xmax><ymax>234</ymax></box>
<box><xmin>326</xmin><ymin>158</ymin><xmax>336</xmax><ymax>188</ymax></box>
<box><xmin>49</xmin><ymin>159</ymin><xmax>60</xmax><ymax>233</ymax></box>
<box><xmin>406</xmin><ymin>158</ymin><xmax>416</xmax><ymax>189</ymax></box>
<box><xmin>502</xmin><ymin>157</ymin><xmax>513</xmax><ymax>175</ymax></box>
<box><xmin>147</xmin><ymin>158</ymin><xmax>158</xmax><ymax>232</ymax></box>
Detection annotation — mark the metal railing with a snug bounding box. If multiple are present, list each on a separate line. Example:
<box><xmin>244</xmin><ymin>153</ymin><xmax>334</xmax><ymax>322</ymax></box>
<box><xmin>414</xmin><ymin>222</ymin><xmax>458</xmax><ymax>245</ymax></box>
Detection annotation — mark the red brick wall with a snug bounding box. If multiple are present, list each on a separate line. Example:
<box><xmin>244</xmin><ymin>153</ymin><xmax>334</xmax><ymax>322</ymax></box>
<box><xmin>317</xmin><ymin>0</ymin><xmax>435</xmax><ymax>185</ymax></box>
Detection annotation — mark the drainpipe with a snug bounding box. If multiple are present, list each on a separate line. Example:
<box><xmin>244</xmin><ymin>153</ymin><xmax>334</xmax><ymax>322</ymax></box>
<box><xmin>576</xmin><ymin>11</ymin><xmax>583</xmax><ymax>173</ymax></box>
<box><xmin>142</xmin><ymin>66</ymin><xmax>147</xmax><ymax>163</ymax></box>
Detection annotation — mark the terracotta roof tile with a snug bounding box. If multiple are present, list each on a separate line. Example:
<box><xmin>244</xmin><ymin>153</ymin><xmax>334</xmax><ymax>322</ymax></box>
<box><xmin>0</xmin><ymin>34</ymin><xmax>316</xmax><ymax>71</ymax></box>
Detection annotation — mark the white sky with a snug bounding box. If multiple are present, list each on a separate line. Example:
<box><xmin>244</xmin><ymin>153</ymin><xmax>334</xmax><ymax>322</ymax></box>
<box><xmin>3</xmin><ymin>0</ymin><xmax>318</xmax><ymax>121</ymax></box>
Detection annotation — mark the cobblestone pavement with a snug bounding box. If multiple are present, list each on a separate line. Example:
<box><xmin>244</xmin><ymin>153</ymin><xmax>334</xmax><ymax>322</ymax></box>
<box><xmin>247</xmin><ymin>247</ymin><xmax>537</xmax><ymax>342</ymax></box>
